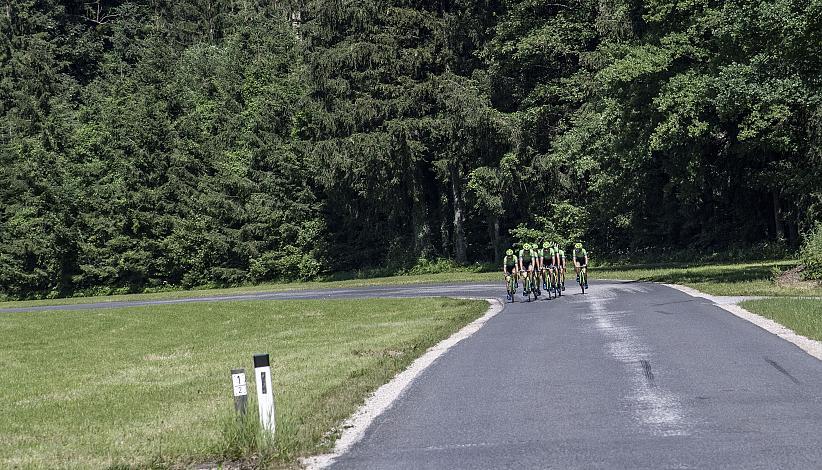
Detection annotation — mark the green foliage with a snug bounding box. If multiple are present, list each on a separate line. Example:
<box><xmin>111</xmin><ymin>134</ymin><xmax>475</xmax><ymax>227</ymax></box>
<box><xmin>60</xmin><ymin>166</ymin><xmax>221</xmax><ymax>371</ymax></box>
<box><xmin>801</xmin><ymin>223</ymin><xmax>822</xmax><ymax>280</ymax></box>
<box><xmin>1</xmin><ymin>0</ymin><xmax>819</xmax><ymax>299</ymax></box>
<box><xmin>0</xmin><ymin>1</ymin><xmax>324</xmax><ymax>299</ymax></box>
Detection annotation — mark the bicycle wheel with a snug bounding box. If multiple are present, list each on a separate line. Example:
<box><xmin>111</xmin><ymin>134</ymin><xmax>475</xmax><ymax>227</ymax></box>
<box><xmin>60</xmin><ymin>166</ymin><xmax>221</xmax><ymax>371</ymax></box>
<box><xmin>580</xmin><ymin>269</ymin><xmax>586</xmax><ymax>294</ymax></box>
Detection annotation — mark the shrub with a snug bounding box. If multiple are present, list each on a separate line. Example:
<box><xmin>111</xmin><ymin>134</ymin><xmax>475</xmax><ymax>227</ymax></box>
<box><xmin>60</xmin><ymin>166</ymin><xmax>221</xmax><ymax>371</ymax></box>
<box><xmin>800</xmin><ymin>223</ymin><xmax>822</xmax><ymax>280</ymax></box>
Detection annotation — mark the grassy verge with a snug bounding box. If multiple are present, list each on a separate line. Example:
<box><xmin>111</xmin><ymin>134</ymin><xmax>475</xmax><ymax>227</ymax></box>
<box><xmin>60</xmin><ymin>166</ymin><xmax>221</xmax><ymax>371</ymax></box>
<box><xmin>0</xmin><ymin>272</ymin><xmax>500</xmax><ymax>310</ymax></box>
<box><xmin>740</xmin><ymin>298</ymin><xmax>822</xmax><ymax>342</ymax></box>
<box><xmin>594</xmin><ymin>260</ymin><xmax>822</xmax><ymax>297</ymax></box>
<box><xmin>0</xmin><ymin>298</ymin><xmax>488</xmax><ymax>468</ymax></box>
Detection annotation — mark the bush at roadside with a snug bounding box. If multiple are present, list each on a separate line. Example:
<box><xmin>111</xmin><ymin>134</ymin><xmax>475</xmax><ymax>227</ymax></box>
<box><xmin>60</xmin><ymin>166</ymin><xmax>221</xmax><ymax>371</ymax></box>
<box><xmin>800</xmin><ymin>223</ymin><xmax>822</xmax><ymax>280</ymax></box>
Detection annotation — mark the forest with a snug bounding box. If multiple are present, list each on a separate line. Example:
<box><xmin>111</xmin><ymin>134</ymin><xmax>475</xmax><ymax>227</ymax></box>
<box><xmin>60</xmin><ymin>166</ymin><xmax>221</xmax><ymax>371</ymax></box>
<box><xmin>1</xmin><ymin>0</ymin><xmax>820</xmax><ymax>299</ymax></box>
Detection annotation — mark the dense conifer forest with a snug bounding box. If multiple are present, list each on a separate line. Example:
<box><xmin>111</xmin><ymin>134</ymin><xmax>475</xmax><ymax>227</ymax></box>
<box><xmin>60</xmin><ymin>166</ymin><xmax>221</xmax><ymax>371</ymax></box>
<box><xmin>1</xmin><ymin>0</ymin><xmax>820</xmax><ymax>298</ymax></box>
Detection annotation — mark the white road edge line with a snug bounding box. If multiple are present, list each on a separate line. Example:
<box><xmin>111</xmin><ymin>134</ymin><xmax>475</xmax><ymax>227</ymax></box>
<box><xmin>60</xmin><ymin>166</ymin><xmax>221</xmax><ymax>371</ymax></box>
<box><xmin>300</xmin><ymin>298</ymin><xmax>504</xmax><ymax>470</ymax></box>
<box><xmin>663</xmin><ymin>283</ymin><xmax>822</xmax><ymax>362</ymax></box>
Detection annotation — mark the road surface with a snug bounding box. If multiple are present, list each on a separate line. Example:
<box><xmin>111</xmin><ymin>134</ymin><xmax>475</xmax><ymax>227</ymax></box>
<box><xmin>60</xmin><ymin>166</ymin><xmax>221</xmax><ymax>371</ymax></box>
<box><xmin>4</xmin><ymin>280</ymin><xmax>822</xmax><ymax>469</ymax></box>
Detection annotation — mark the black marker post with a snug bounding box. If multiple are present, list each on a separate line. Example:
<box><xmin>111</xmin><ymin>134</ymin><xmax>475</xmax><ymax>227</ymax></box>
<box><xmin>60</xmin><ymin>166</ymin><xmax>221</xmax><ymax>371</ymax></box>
<box><xmin>253</xmin><ymin>353</ymin><xmax>275</xmax><ymax>433</ymax></box>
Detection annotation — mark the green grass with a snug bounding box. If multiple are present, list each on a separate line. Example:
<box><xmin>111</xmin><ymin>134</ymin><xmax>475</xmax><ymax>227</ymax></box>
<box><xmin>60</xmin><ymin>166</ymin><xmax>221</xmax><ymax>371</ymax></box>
<box><xmin>741</xmin><ymin>298</ymin><xmax>822</xmax><ymax>342</ymax></box>
<box><xmin>0</xmin><ymin>298</ymin><xmax>488</xmax><ymax>469</ymax></box>
<box><xmin>594</xmin><ymin>260</ymin><xmax>822</xmax><ymax>297</ymax></box>
<box><xmin>0</xmin><ymin>272</ymin><xmax>500</xmax><ymax>310</ymax></box>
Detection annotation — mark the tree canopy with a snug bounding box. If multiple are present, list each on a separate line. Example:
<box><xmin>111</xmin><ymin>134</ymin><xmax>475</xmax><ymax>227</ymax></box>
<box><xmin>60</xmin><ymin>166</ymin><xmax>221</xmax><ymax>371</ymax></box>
<box><xmin>1</xmin><ymin>0</ymin><xmax>819</xmax><ymax>299</ymax></box>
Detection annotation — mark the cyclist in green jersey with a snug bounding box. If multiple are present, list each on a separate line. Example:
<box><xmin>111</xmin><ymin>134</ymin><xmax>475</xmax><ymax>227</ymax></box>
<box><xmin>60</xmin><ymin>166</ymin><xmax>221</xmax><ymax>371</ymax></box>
<box><xmin>573</xmin><ymin>242</ymin><xmax>589</xmax><ymax>289</ymax></box>
<box><xmin>555</xmin><ymin>243</ymin><xmax>567</xmax><ymax>291</ymax></box>
<box><xmin>518</xmin><ymin>243</ymin><xmax>537</xmax><ymax>296</ymax></box>
<box><xmin>502</xmin><ymin>249</ymin><xmax>518</xmax><ymax>301</ymax></box>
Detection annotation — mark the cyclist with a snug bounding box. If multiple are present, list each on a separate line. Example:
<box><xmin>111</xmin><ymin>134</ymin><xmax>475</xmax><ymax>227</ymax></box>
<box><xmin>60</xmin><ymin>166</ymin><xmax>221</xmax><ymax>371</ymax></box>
<box><xmin>573</xmin><ymin>242</ymin><xmax>589</xmax><ymax>289</ymax></box>
<box><xmin>540</xmin><ymin>241</ymin><xmax>557</xmax><ymax>291</ymax></box>
<box><xmin>531</xmin><ymin>242</ymin><xmax>542</xmax><ymax>296</ymax></box>
<box><xmin>555</xmin><ymin>243</ymin><xmax>567</xmax><ymax>291</ymax></box>
<box><xmin>518</xmin><ymin>243</ymin><xmax>537</xmax><ymax>297</ymax></box>
<box><xmin>502</xmin><ymin>249</ymin><xmax>518</xmax><ymax>301</ymax></box>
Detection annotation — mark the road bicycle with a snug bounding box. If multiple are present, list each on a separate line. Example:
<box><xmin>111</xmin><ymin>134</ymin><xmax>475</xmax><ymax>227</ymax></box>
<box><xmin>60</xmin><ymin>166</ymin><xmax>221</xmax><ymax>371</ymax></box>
<box><xmin>539</xmin><ymin>267</ymin><xmax>554</xmax><ymax>300</ymax></box>
<box><xmin>578</xmin><ymin>265</ymin><xmax>588</xmax><ymax>294</ymax></box>
<box><xmin>549</xmin><ymin>266</ymin><xmax>562</xmax><ymax>298</ymax></box>
<box><xmin>521</xmin><ymin>269</ymin><xmax>537</xmax><ymax>302</ymax></box>
<box><xmin>547</xmin><ymin>266</ymin><xmax>561</xmax><ymax>299</ymax></box>
<box><xmin>505</xmin><ymin>272</ymin><xmax>516</xmax><ymax>303</ymax></box>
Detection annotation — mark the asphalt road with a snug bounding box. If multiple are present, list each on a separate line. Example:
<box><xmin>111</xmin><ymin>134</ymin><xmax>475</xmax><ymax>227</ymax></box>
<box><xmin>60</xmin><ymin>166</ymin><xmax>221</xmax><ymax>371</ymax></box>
<box><xmin>326</xmin><ymin>281</ymin><xmax>822</xmax><ymax>469</ymax></box>
<box><xmin>5</xmin><ymin>280</ymin><xmax>822</xmax><ymax>469</ymax></box>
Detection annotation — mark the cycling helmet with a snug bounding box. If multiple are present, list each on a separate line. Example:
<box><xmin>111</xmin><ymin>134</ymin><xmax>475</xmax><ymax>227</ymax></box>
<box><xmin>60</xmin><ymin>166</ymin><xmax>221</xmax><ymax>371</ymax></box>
<box><xmin>523</xmin><ymin>243</ymin><xmax>531</xmax><ymax>250</ymax></box>
<box><xmin>574</xmin><ymin>242</ymin><xmax>583</xmax><ymax>249</ymax></box>
<box><xmin>506</xmin><ymin>249</ymin><xmax>514</xmax><ymax>256</ymax></box>
<box><xmin>542</xmin><ymin>242</ymin><xmax>550</xmax><ymax>248</ymax></box>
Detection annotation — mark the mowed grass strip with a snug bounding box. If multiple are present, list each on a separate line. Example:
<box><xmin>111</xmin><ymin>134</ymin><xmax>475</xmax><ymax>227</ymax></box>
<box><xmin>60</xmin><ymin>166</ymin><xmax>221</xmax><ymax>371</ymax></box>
<box><xmin>0</xmin><ymin>298</ymin><xmax>488</xmax><ymax>468</ymax></box>
<box><xmin>740</xmin><ymin>298</ymin><xmax>822</xmax><ymax>342</ymax></box>
<box><xmin>595</xmin><ymin>260</ymin><xmax>822</xmax><ymax>297</ymax></box>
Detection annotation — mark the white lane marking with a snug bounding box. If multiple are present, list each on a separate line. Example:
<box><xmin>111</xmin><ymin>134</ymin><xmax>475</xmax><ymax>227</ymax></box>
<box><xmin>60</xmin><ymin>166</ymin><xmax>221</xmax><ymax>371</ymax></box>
<box><xmin>301</xmin><ymin>298</ymin><xmax>505</xmax><ymax>470</ymax></box>
<box><xmin>664</xmin><ymin>284</ymin><xmax>822</xmax><ymax>362</ymax></box>
<box><xmin>585</xmin><ymin>286</ymin><xmax>689</xmax><ymax>436</ymax></box>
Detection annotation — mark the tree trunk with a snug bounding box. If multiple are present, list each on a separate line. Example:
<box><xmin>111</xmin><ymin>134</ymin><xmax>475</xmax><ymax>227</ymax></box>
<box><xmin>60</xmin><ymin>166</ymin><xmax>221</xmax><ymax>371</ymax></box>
<box><xmin>488</xmin><ymin>215</ymin><xmax>500</xmax><ymax>262</ymax></box>
<box><xmin>440</xmin><ymin>194</ymin><xmax>450</xmax><ymax>257</ymax></box>
<box><xmin>412</xmin><ymin>184</ymin><xmax>432</xmax><ymax>259</ymax></box>
<box><xmin>450</xmin><ymin>164</ymin><xmax>467</xmax><ymax>264</ymax></box>
<box><xmin>773</xmin><ymin>191</ymin><xmax>785</xmax><ymax>240</ymax></box>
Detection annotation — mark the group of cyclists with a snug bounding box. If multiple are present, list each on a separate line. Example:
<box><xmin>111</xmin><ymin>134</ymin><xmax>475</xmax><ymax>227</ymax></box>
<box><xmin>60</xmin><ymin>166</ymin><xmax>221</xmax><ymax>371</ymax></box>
<box><xmin>502</xmin><ymin>241</ymin><xmax>589</xmax><ymax>302</ymax></box>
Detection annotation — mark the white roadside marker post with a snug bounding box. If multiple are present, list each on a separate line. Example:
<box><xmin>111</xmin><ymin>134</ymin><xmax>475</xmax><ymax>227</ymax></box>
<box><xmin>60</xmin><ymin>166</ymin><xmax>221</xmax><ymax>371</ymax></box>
<box><xmin>231</xmin><ymin>368</ymin><xmax>248</xmax><ymax>417</ymax></box>
<box><xmin>253</xmin><ymin>353</ymin><xmax>276</xmax><ymax>433</ymax></box>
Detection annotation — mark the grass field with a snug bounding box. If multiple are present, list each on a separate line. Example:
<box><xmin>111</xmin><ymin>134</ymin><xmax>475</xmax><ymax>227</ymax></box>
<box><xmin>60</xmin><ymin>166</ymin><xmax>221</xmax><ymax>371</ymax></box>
<box><xmin>741</xmin><ymin>298</ymin><xmax>822</xmax><ymax>342</ymax></box>
<box><xmin>0</xmin><ymin>298</ymin><xmax>488</xmax><ymax>468</ymax></box>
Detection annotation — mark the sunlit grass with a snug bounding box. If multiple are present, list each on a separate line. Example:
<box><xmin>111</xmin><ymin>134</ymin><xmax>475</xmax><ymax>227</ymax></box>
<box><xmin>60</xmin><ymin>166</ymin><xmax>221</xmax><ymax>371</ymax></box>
<box><xmin>741</xmin><ymin>298</ymin><xmax>822</xmax><ymax>342</ymax></box>
<box><xmin>595</xmin><ymin>260</ymin><xmax>822</xmax><ymax>297</ymax></box>
<box><xmin>0</xmin><ymin>298</ymin><xmax>487</xmax><ymax>468</ymax></box>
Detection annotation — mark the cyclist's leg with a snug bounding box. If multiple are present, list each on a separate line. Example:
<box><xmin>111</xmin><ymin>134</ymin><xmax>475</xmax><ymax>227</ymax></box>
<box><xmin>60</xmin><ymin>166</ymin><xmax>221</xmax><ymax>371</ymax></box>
<box><xmin>561</xmin><ymin>263</ymin><xmax>566</xmax><ymax>289</ymax></box>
